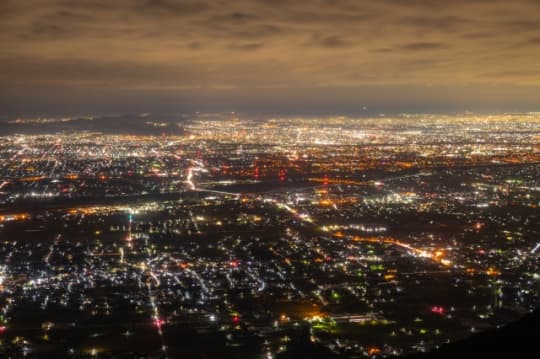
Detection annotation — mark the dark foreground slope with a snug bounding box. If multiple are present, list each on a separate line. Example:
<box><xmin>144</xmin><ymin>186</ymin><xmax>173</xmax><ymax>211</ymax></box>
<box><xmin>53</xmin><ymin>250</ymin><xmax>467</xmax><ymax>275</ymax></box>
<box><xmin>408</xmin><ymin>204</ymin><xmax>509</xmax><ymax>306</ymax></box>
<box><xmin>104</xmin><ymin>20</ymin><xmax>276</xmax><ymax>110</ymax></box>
<box><xmin>401</xmin><ymin>308</ymin><xmax>540</xmax><ymax>359</ymax></box>
<box><xmin>277</xmin><ymin>308</ymin><xmax>540</xmax><ymax>359</ymax></box>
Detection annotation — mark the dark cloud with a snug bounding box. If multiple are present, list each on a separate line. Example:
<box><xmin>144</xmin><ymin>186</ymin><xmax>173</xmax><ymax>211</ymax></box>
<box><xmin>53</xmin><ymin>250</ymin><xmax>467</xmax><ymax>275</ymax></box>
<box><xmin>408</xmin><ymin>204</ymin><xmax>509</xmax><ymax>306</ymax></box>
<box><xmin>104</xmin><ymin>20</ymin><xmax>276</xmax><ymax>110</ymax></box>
<box><xmin>23</xmin><ymin>22</ymin><xmax>80</xmax><ymax>40</ymax></box>
<box><xmin>380</xmin><ymin>0</ymin><xmax>494</xmax><ymax>9</ymax></box>
<box><xmin>138</xmin><ymin>0</ymin><xmax>209</xmax><ymax>16</ymax></box>
<box><xmin>398</xmin><ymin>15</ymin><xmax>469</xmax><ymax>31</ymax></box>
<box><xmin>228</xmin><ymin>12</ymin><xmax>259</xmax><ymax>22</ymax></box>
<box><xmin>373</xmin><ymin>48</ymin><xmax>393</xmax><ymax>53</ymax></box>
<box><xmin>236</xmin><ymin>24</ymin><xmax>283</xmax><ymax>38</ymax></box>
<box><xmin>510</xmin><ymin>36</ymin><xmax>540</xmax><ymax>48</ymax></box>
<box><xmin>308</xmin><ymin>35</ymin><xmax>351</xmax><ymax>48</ymax></box>
<box><xmin>503</xmin><ymin>20</ymin><xmax>540</xmax><ymax>32</ymax></box>
<box><xmin>228</xmin><ymin>42</ymin><xmax>264</xmax><ymax>51</ymax></box>
<box><xmin>461</xmin><ymin>32</ymin><xmax>495</xmax><ymax>39</ymax></box>
<box><xmin>479</xmin><ymin>70</ymin><xmax>540</xmax><ymax>78</ymax></box>
<box><xmin>399</xmin><ymin>42</ymin><xmax>449</xmax><ymax>51</ymax></box>
<box><xmin>525</xmin><ymin>36</ymin><xmax>540</xmax><ymax>44</ymax></box>
<box><xmin>187</xmin><ymin>41</ymin><xmax>203</xmax><ymax>49</ymax></box>
<box><xmin>51</xmin><ymin>10</ymin><xmax>93</xmax><ymax>21</ymax></box>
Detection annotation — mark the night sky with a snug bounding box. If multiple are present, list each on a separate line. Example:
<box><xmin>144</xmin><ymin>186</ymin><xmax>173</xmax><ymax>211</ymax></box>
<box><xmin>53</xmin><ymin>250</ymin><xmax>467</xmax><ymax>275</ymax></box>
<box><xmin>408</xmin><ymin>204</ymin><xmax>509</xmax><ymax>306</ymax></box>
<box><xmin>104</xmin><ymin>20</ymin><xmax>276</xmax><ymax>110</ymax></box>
<box><xmin>1</xmin><ymin>0</ymin><xmax>540</xmax><ymax>116</ymax></box>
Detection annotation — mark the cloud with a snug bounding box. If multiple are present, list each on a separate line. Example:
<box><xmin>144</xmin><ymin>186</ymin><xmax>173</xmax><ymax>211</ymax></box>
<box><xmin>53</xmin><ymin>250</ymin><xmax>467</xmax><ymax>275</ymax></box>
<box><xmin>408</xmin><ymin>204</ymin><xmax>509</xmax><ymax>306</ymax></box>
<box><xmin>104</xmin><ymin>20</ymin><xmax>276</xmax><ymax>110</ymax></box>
<box><xmin>509</xmin><ymin>36</ymin><xmax>540</xmax><ymax>49</ymax></box>
<box><xmin>50</xmin><ymin>10</ymin><xmax>93</xmax><ymax>21</ymax></box>
<box><xmin>397</xmin><ymin>15</ymin><xmax>469</xmax><ymax>31</ymax></box>
<box><xmin>24</xmin><ymin>22</ymin><xmax>80</xmax><ymax>40</ymax></box>
<box><xmin>307</xmin><ymin>35</ymin><xmax>351</xmax><ymax>48</ymax></box>
<box><xmin>524</xmin><ymin>36</ymin><xmax>540</xmax><ymax>44</ymax></box>
<box><xmin>373</xmin><ymin>48</ymin><xmax>393</xmax><ymax>53</ymax></box>
<box><xmin>137</xmin><ymin>0</ymin><xmax>209</xmax><ymax>16</ymax></box>
<box><xmin>1</xmin><ymin>0</ymin><xmax>540</xmax><ymax>115</ymax></box>
<box><xmin>479</xmin><ymin>70</ymin><xmax>540</xmax><ymax>79</ymax></box>
<box><xmin>228</xmin><ymin>42</ymin><xmax>264</xmax><ymax>51</ymax></box>
<box><xmin>399</xmin><ymin>42</ymin><xmax>449</xmax><ymax>50</ymax></box>
<box><xmin>503</xmin><ymin>20</ymin><xmax>540</xmax><ymax>32</ymax></box>
<box><xmin>461</xmin><ymin>32</ymin><xmax>495</xmax><ymax>39</ymax></box>
<box><xmin>227</xmin><ymin>12</ymin><xmax>259</xmax><ymax>22</ymax></box>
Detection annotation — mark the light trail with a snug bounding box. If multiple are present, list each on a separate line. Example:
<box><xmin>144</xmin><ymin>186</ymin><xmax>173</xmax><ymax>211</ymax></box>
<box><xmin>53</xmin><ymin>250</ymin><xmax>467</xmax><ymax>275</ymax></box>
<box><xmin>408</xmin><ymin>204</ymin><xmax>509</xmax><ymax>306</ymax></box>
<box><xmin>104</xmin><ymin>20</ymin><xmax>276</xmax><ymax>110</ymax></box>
<box><xmin>147</xmin><ymin>283</ymin><xmax>167</xmax><ymax>354</ymax></box>
<box><xmin>44</xmin><ymin>234</ymin><xmax>61</xmax><ymax>267</ymax></box>
<box><xmin>185</xmin><ymin>167</ymin><xmax>195</xmax><ymax>190</ymax></box>
<box><xmin>348</xmin><ymin>236</ymin><xmax>452</xmax><ymax>267</ymax></box>
<box><xmin>118</xmin><ymin>206</ymin><xmax>169</xmax><ymax>356</ymax></box>
<box><xmin>189</xmin><ymin>210</ymin><xmax>200</xmax><ymax>233</ymax></box>
<box><xmin>377</xmin><ymin>171</ymin><xmax>432</xmax><ymax>183</ymax></box>
<box><xmin>126</xmin><ymin>210</ymin><xmax>133</xmax><ymax>248</ymax></box>
<box><xmin>184</xmin><ymin>159</ymin><xmax>239</xmax><ymax>196</ymax></box>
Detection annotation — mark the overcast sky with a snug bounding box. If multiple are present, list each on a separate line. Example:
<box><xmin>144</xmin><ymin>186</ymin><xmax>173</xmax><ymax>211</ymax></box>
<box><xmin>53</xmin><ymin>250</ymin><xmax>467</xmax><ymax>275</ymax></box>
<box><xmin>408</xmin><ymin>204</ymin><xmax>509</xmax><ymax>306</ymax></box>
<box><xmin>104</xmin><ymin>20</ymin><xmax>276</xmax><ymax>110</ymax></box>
<box><xmin>2</xmin><ymin>0</ymin><xmax>540</xmax><ymax>116</ymax></box>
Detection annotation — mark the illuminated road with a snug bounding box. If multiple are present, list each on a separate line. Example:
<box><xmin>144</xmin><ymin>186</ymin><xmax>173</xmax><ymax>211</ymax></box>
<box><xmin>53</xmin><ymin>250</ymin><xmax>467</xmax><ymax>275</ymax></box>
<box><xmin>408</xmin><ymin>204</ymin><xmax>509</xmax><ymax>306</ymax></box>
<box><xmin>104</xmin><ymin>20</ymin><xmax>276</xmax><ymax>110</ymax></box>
<box><xmin>44</xmin><ymin>234</ymin><xmax>61</xmax><ymax>267</ymax></box>
<box><xmin>347</xmin><ymin>236</ymin><xmax>453</xmax><ymax>267</ymax></box>
<box><xmin>121</xmin><ymin>210</ymin><xmax>169</xmax><ymax>358</ymax></box>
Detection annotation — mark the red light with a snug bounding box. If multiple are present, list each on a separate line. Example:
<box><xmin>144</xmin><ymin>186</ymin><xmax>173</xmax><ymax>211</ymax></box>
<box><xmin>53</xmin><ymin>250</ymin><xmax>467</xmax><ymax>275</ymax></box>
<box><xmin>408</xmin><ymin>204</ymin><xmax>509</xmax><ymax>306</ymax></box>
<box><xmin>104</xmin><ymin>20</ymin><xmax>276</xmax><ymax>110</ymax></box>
<box><xmin>232</xmin><ymin>315</ymin><xmax>240</xmax><ymax>324</ymax></box>
<box><xmin>0</xmin><ymin>326</ymin><xmax>6</xmax><ymax>333</ymax></box>
<box><xmin>279</xmin><ymin>169</ymin><xmax>286</xmax><ymax>182</ymax></box>
<box><xmin>154</xmin><ymin>319</ymin><xmax>165</xmax><ymax>328</ymax></box>
<box><xmin>431</xmin><ymin>306</ymin><xmax>445</xmax><ymax>315</ymax></box>
<box><xmin>221</xmin><ymin>164</ymin><xmax>230</xmax><ymax>175</ymax></box>
<box><xmin>230</xmin><ymin>260</ymin><xmax>239</xmax><ymax>268</ymax></box>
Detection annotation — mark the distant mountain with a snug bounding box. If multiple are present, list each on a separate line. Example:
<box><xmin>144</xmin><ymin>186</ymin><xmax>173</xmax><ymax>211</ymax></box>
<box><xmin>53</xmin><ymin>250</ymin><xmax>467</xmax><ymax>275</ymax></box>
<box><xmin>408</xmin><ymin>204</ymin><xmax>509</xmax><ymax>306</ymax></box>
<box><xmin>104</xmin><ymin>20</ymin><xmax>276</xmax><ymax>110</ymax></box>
<box><xmin>0</xmin><ymin>114</ymin><xmax>185</xmax><ymax>135</ymax></box>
